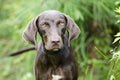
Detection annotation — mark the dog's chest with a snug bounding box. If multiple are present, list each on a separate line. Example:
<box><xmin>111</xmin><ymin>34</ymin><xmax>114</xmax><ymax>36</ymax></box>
<box><xmin>47</xmin><ymin>67</ymin><xmax>65</xmax><ymax>80</ymax></box>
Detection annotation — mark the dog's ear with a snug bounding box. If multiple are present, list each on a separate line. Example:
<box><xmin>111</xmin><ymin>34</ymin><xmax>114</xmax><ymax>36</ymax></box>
<box><xmin>23</xmin><ymin>17</ymin><xmax>39</xmax><ymax>46</ymax></box>
<box><xmin>64</xmin><ymin>15</ymin><xmax>80</xmax><ymax>41</ymax></box>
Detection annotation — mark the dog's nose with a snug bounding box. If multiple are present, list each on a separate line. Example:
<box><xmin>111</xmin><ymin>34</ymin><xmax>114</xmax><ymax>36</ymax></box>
<box><xmin>51</xmin><ymin>36</ymin><xmax>60</xmax><ymax>44</ymax></box>
<box><xmin>50</xmin><ymin>33</ymin><xmax>61</xmax><ymax>44</ymax></box>
<box><xmin>51</xmin><ymin>39</ymin><xmax>60</xmax><ymax>44</ymax></box>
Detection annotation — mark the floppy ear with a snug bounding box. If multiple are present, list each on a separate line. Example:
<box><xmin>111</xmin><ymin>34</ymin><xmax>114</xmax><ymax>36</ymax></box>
<box><xmin>65</xmin><ymin>15</ymin><xmax>80</xmax><ymax>41</ymax></box>
<box><xmin>22</xmin><ymin>17</ymin><xmax>39</xmax><ymax>46</ymax></box>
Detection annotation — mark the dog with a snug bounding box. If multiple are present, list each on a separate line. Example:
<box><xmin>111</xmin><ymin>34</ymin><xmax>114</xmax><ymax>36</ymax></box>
<box><xmin>23</xmin><ymin>10</ymin><xmax>80</xmax><ymax>80</ymax></box>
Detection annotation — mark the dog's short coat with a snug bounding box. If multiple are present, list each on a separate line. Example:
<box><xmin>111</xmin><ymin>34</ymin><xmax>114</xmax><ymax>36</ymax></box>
<box><xmin>23</xmin><ymin>10</ymin><xmax>80</xmax><ymax>80</ymax></box>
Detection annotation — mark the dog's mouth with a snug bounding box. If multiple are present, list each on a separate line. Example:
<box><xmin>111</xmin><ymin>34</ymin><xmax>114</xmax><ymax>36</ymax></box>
<box><xmin>52</xmin><ymin>44</ymin><xmax>61</xmax><ymax>51</ymax></box>
<box><xmin>45</xmin><ymin>44</ymin><xmax>63</xmax><ymax>52</ymax></box>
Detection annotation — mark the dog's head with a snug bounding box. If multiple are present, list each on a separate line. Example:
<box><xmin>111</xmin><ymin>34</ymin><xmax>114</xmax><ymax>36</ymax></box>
<box><xmin>23</xmin><ymin>10</ymin><xmax>80</xmax><ymax>51</ymax></box>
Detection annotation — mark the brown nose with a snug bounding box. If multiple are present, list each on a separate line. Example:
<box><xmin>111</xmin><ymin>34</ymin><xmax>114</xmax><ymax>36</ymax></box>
<box><xmin>52</xmin><ymin>40</ymin><xmax>60</xmax><ymax>44</ymax></box>
<box><xmin>50</xmin><ymin>33</ymin><xmax>61</xmax><ymax>44</ymax></box>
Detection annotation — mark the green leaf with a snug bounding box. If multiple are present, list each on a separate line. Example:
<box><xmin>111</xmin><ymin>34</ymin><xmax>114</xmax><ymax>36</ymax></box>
<box><xmin>115</xmin><ymin>32</ymin><xmax>120</xmax><ymax>37</ymax></box>
<box><xmin>113</xmin><ymin>37</ymin><xmax>120</xmax><ymax>44</ymax></box>
<box><xmin>115</xmin><ymin>7</ymin><xmax>120</xmax><ymax>14</ymax></box>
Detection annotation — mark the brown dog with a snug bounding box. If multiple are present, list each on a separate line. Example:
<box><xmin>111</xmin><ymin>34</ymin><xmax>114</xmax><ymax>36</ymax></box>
<box><xmin>23</xmin><ymin>10</ymin><xmax>80</xmax><ymax>80</ymax></box>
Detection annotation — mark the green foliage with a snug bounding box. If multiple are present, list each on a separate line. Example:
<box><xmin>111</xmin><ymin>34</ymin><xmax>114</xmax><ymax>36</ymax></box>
<box><xmin>0</xmin><ymin>0</ymin><xmax>120</xmax><ymax>80</ymax></box>
<box><xmin>113</xmin><ymin>32</ymin><xmax>120</xmax><ymax>43</ymax></box>
<box><xmin>107</xmin><ymin>45</ymin><xmax>120</xmax><ymax>80</ymax></box>
<box><xmin>113</xmin><ymin>7</ymin><xmax>120</xmax><ymax>43</ymax></box>
<box><xmin>107</xmin><ymin>7</ymin><xmax>120</xmax><ymax>80</ymax></box>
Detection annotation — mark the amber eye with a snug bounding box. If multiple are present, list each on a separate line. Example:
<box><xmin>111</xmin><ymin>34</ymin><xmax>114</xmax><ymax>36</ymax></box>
<box><xmin>58</xmin><ymin>21</ymin><xmax>65</xmax><ymax>26</ymax></box>
<box><xmin>41</xmin><ymin>22</ymin><xmax>49</xmax><ymax>29</ymax></box>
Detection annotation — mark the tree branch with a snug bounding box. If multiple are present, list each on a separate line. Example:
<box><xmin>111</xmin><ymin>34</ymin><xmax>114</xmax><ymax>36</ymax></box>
<box><xmin>9</xmin><ymin>46</ymin><xmax>35</xmax><ymax>56</ymax></box>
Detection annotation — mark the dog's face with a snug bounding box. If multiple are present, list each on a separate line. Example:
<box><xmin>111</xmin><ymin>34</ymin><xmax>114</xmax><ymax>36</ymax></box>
<box><xmin>23</xmin><ymin>10</ymin><xmax>80</xmax><ymax>51</ymax></box>
<box><xmin>37</xmin><ymin>12</ymin><xmax>66</xmax><ymax>51</ymax></box>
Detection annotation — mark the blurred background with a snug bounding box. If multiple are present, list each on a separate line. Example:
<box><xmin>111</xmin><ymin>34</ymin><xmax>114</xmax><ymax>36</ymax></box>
<box><xmin>0</xmin><ymin>0</ymin><xmax>120</xmax><ymax>80</ymax></box>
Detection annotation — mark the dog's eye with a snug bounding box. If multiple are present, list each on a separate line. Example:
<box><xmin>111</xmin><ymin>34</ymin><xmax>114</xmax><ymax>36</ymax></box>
<box><xmin>41</xmin><ymin>22</ymin><xmax>49</xmax><ymax>29</ymax></box>
<box><xmin>57</xmin><ymin>21</ymin><xmax>65</xmax><ymax>27</ymax></box>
